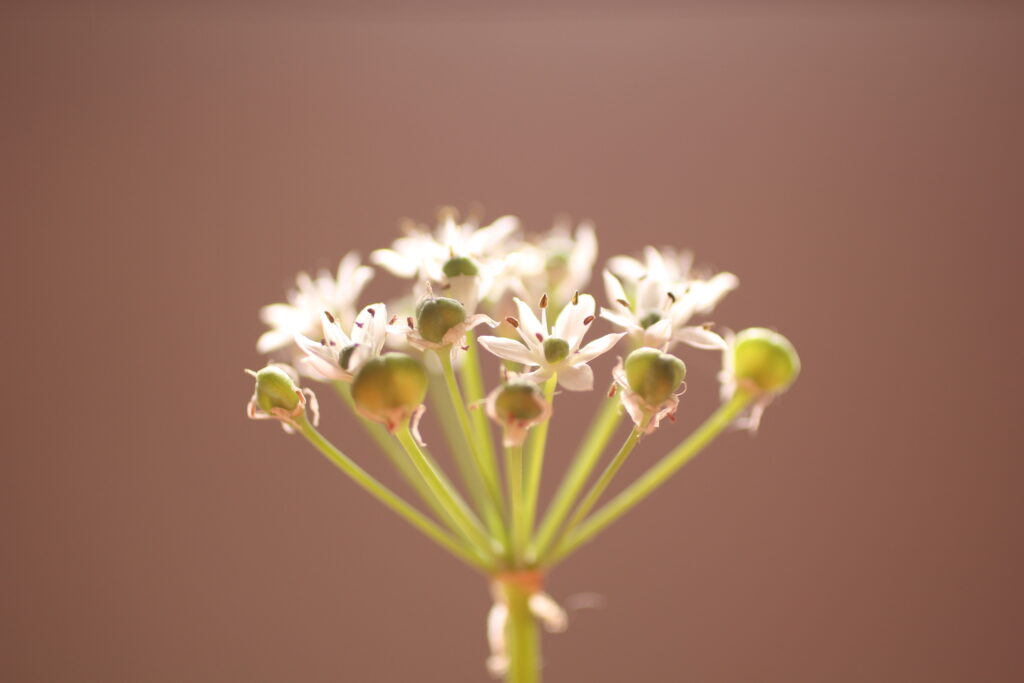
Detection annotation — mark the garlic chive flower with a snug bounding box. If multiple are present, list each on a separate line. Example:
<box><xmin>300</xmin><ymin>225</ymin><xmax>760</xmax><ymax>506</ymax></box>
<box><xmin>612</xmin><ymin>348</ymin><xmax>687</xmax><ymax>434</ymax></box>
<box><xmin>245</xmin><ymin>363</ymin><xmax>319</xmax><ymax>433</ymax></box>
<box><xmin>371</xmin><ymin>210</ymin><xmax>520</xmax><ymax>313</ymax></box>
<box><xmin>485</xmin><ymin>379</ymin><xmax>553</xmax><ymax>447</ymax></box>
<box><xmin>293</xmin><ymin>304</ymin><xmax>388</xmax><ymax>382</ymax></box>
<box><xmin>478</xmin><ymin>293</ymin><xmax>625</xmax><ymax>391</ymax></box>
<box><xmin>395</xmin><ymin>293</ymin><xmax>498</xmax><ymax>360</ymax></box>
<box><xmin>719</xmin><ymin>327</ymin><xmax>800</xmax><ymax>432</ymax></box>
<box><xmin>600</xmin><ymin>246</ymin><xmax>737</xmax><ymax>350</ymax></box>
<box><xmin>257</xmin><ymin>252</ymin><xmax>374</xmax><ymax>354</ymax></box>
<box><xmin>507</xmin><ymin>219</ymin><xmax>598</xmax><ymax>310</ymax></box>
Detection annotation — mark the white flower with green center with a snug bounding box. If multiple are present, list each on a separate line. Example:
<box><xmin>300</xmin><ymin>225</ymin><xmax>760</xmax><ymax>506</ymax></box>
<box><xmin>600</xmin><ymin>245</ymin><xmax>737</xmax><ymax>350</ymax></box>
<box><xmin>477</xmin><ymin>293</ymin><xmax>625</xmax><ymax>391</ymax></box>
<box><xmin>371</xmin><ymin>211</ymin><xmax>520</xmax><ymax>313</ymax></box>
<box><xmin>257</xmin><ymin>253</ymin><xmax>374</xmax><ymax>354</ymax></box>
<box><xmin>505</xmin><ymin>220</ymin><xmax>598</xmax><ymax>309</ymax></box>
<box><xmin>293</xmin><ymin>304</ymin><xmax>388</xmax><ymax>382</ymax></box>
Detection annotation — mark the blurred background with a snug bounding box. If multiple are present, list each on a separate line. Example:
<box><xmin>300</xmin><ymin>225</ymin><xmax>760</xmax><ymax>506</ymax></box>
<box><xmin>4</xmin><ymin>2</ymin><xmax>1022</xmax><ymax>681</ymax></box>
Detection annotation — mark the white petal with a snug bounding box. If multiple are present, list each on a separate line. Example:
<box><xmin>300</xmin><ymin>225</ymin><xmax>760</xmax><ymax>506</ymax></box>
<box><xmin>469</xmin><ymin>215</ymin><xmax>519</xmax><ymax>254</ymax></box>
<box><xmin>513</xmin><ymin>298</ymin><xmax>546</xmax><ymax>351</ymax></box>
<box><xmin>256</xmin><ymin>329</ymin><xmax>292</xmax><ymax>354</ymax></box>
<box><xmin>600</xmin><ymin>308</ymin><xmax>642</xmax><ymax>333</ymax></box>
<box><xmin>321</xmin><ymin>312</ymin><xmax>352</xmax><ymax>348</ymax></box>
<box><xmin>673</xmin><ymin>326</ymin><xmax>728</xmax><ymax>350</ymax></box>
<box><xmin>553</xmin><ymin>293</ymin><xmax>596</xmax><ymax>350</ymax></box>
<box><xmin>529</xmin><ymin>593</ymin><xmax>568</xmax><ymax>633</ymax></box>
<box><xmin>574</xmin><ymin>332</ymin><xmax>626</xmax><ymax>364</ymax></box>
<box><xmin>371</xmin><ymin>248</ymin><xmax>419</xmax><ymax>278</ymax></box>
<box><xmin>557</xmin><ymin>363</ymin><xmax>594</xmax><ymax>391</ymax></box>
<box><xmin>602</xmin><ymin>270</ymin><xmax>630</xmax><ymax>311</ymax></box>
<box><xmin>607</xmin><ymin>255</ymin><xmax>645</xmax><ymax>282</ymax></box>
<box><xmin>477</xmin><ymin>336</ymin><xmax>540</xmax><ymax>366</ymax></box>
<box><xmin>643</xmin><ymin>318</ymin><xmax>674</xmax><ymax>349</ymax></box>
<box><xmin>693</xmin><ymin>272</ymin><xmax>739</xmax><ymax>314</ymax></box>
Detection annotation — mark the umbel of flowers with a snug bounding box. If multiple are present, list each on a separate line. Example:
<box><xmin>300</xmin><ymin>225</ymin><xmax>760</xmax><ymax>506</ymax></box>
<box><xmin>246</xmin><ymin>209</ymin><xmax>800</xmax><ymax>683</ymax></box>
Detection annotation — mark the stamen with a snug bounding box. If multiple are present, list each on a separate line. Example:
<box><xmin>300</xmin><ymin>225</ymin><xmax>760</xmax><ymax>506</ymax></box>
<box><xmin>461</xmin><ymin>344</ymin><xmax>469</xmax><ymax>351</ymax></box>
<box><xmin>666</xmin><ymin>292</ymin><xmax>677</xmax><ymax>303</ymax></box>
<box><xmin>572</xmin><ymin>291</ymin><xmax>579</xmax><ymax>305</ymax></box>
<box><xmin>539</xmin><ymin>294</ymin><xmax>548</xmax><ymax>309</ymax></box>
<box><xmin>505</xmin><ymin>316</ymin><xmax>520</xmax><ymax>328</ymax></box>
<box><xmin>367</xmin><ymin>307</ymin><xmax>375</xmax><ymax>317</ymax></box>
<box><xmin>407</xmin><ymin>316</ymin><xmax>414</xmax><ymax>329</ymax></box>
<box><xmin>616</xmin><ymin>298</ymin><xmax>631</xmax><ymax>309</ymax></box>
<box><xmin>388</xmin><ymin>315</ymin><xmax>398</xmax><ymax>325</ymax></box>
<box><xmin>324</xmin><ymin>311</ymin><xmax>335</xmax><ymax>323</ymax></box>
<box><xmin>608</xmin><ymin>384</ymin><xmax>617</xmax><ymax>398</ymax></box>
<box><xmin>354</xmin><ymin>321</ymin><xmax>364</xmax><ymax>328</ymax></box>
<box><xmin>535</xmin><ymin>332</ymin><xmax>544</xmax><ymax>342</ymax></box>
<box><xmin>583</xmin><ymin>315</ymin><xmax>595</xmax><ymax>325</ymax></box>
<box><xmin>667</xmin><ymin>412</ymin><xmax>677</xmax><ymax>422</ymax></box>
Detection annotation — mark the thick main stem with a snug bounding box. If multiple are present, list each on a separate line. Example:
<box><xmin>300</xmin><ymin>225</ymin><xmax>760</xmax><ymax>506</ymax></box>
<box><xmin>505</xmin><ymin>583</ymin><xmax>540</xmax><ymax>683</ymax></box>
<box><xmin>548</xmin><ymin>393</ymin><xmax>752</xmax><ymax>565</ymax></box>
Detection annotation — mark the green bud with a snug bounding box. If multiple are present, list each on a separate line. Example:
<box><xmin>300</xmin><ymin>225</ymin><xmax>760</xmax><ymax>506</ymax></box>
<box><xmin>253</xmin><ymin>365</ymin><xmax>301</xmax><ymax>413</ymax></box>
<box><xmin>542</xmin><ymin>337</ymin><xmax>570</xmax><ymax>363</ymax></box>
<box><xmin>639</xmin><ymin>312</ymin><xmax>662</xmax><ymax>329</ymax></box>
<box><xmin>732</xmin><ymin>328</ymin><xmax>800</xmax><ymax>394</ymax></box>
<box><xmin>624</xmin><ymin>347</ymin><xmax>686</xmax><ymax>405</ymax></box>
<box><xmin>494</xmin><ymin>381</ymin><xmax>545</xmax><ymax>422</ymax></box>
<box><xmin>351</xmin><ymin>353</ymin><xmax>429</xmax><ymax>423</ymax></box>
<box><xmin>415</xmin><ymin>297</ymin><xmax>467</xmax><ymax>344</ymax></box>
<box><xmin>442</xmin><ymin>256</ymin><xmax>479</xmax><ymax>278</ymax></box>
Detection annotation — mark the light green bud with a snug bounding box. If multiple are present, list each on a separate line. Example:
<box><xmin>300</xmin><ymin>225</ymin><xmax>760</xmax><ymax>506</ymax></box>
<box><xmin>253</xmin><ymin>365</ymin><xmax>301</xmax><ymax>413</ymax></box>
<box><xmin>732</xmin><ymin>328</ymin><xmax>800</xmax><ymax>394</ymax></box>
<box><xmin>624</xmin><ymin>347</ymin><xmax>687</xmax><ymax>405</ymax></box>
<box><xmin>351</xmin><ymin>353</ymin><xmax>429</xmax><ymax>422</ymax></box>
<box><xmin>493</xmin><ymin>381</ymin><xmax>545</xmax><ymax>422</ymax></box>
<box><xmin>415</xmin><ymin>296</ymin><xmax>467</xmax><ymax>344</ymax></box>
<box><xmin>542</xmin><ymin>337</ymin><xmax>570</xmax><ymax>363</ymax></box>
<box><xmin>442</xmin><ymin>256</ymin><xmax>479</xmax><ymax>278</ymax></box>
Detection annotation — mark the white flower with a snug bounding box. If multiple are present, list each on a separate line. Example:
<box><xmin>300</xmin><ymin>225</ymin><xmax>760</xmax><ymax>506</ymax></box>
<box><xmin>293</xmin><ymin>304</ymin><xmax>388</xmax><ymax>382</ymax></box>
<box><xmin>505</xmin><ymin>219</ymin><xmax>598</xmax><ymax>310</ymax></box>
<box><xmin>478</xmin><ymin>294</ymin><xmax>625</xmax><ymax>391</ymax></box>
<box><xmin>610</xmin><ymin>357</ymin><xmax>683</xmax><ymax>434</ymax></box>
<box><xmin>257</xmin><ymin>253</ymin><xmax>374</xmax><ymax>354</ymax></box>
<box><xmin>600</xmin><ymin>246</ymin><xmax>737</xmax><ymax>350</ymax></box>
<box><xmin>371</xmin><ymin>211</ymin><xmax>520</xmax><ymax>312</ymax></box>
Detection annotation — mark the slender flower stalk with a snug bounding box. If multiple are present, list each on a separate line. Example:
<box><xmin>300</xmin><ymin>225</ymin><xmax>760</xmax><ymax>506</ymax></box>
<box><xmin>293</xmin><ymin>413</ymin><xmax>493</xmax><ymax>571</ymax></box>
<box><xmin>522</xmin><ymin>374</ymin><xmax>557</xmax><ymax>558</ymax></box>
<box><xmin>548</xmin><ymin>392</ymin><xmax>753</xmax><ymax>565</ymax></box>
<box><xmin>532</xmin><ymin>395</ymin><xmax>624</xmax><ymax>560</ymax></box>
<box><xmin>505</xmin><ymin>443</ymin><xmax>528</xmax><ymax>562</ymax></box>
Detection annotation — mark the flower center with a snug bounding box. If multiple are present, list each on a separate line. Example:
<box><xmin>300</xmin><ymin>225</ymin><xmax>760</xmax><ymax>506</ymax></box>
<box><xmin>442</xmin><ymin>256</ymin><xmax>479</xmax><ymax>278</ymax></box>
<box><xmin>542</xmin><ymin>337</ymin><xmax>570</xmax><ymax>363</ymax></box>
<box><xmin>639</xmin><ymin>312</ymin><xmax>662</xmax><ymax>329</ymax></box>
<box><xmin>338</xmin><ymin>344</ymin><xmax>359</xmax><ymax>370</ymax></box>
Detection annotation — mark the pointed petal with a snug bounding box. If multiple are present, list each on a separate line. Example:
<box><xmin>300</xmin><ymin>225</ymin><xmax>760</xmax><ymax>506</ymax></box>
<box><xmin>607</xmin><ymin>255</ymin><xmax>645</xmax><ymax>282</ymax></box>
<box><xmin>477</xmin><ymin>336</ymin><xmax>540</xmax><ymax>366</ymax></box>
<box><xmin>673</xmin><ymin>325</ymin><xmax>728</xmax><ymax>350</ymax></box>
<box><xmin>513</xmin><ymin>297</ymin><xmax>545</xmax><ymax>350</ymax></box>
<box><xmin>574</xmin><ymin>332</ymin><xmax>626</xmax><ymax>364</ymax></box>
<box><xmin>554</xmin><ymin>293</ymin><xmax>596</xmax><ymax>350</ymax></box>
<box><xmin>600</xmin><ymin>308</ymin><xmax>642</xmax><ymax>333</ymax></box>
<box><xmin>557</xmin><ymin>363</ymin><xmax>595</xmax><ymax>391</ymax></box>
<box><xmin>643</xmin><ymin>318</ymin><xmax>674</xmax><ymax>349</ymax></box>
<box><xmin>371</xmin><ymin>248</ymin><xmax>419</xmax><ymax>278</ymax></box>
<box><xmin>602</xmin><ymin>270</ymin><xmax>630</xmax><ymax>311</ymax></box>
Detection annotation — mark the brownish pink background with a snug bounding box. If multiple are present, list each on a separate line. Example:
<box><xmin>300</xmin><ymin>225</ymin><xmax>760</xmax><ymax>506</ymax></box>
<box><xmin>4</xmin><ymin>2</ymin><xmax>1022</xmax><ymax>681</ymax></box>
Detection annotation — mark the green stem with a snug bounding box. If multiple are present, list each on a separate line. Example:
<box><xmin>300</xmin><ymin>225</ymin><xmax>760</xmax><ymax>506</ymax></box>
<box><xmin>547</xmin><ymin>393</ymin><xmax>752</xmax><ymax>565</ymax></box>
<box><xmin>522</xmin><ymin>375</ymin><xmax>557</xmax><ymax>555</ymax></box>
<box><xmin>532</xmin><ymin>395</ymin><xmax>622</xmax><ymax>560</ymax></box>
<box><xmin>427</xmin><ymin>373</ymin><xmax>489</xmax><ymax>517</ymax></box>
<box><xmin>293</xmin><ymin>414</ymin><xmax>490</xmax><ymax>572</ymax></box>
<box><xmin>543</xmin><ymin>425</ymin><xmax>644</xmax><ymax>563</ymax></box>
<box><xmin>438</xmin><ymin>351</ymin><xmax>507</xmax><ymax>544</ymax></box>
<box><xmin>394</xmin><ymin>422</ymin><xmax>498</xmax><ymax>559</ymax></box>
<box><xmin>461</xmin><ymin>331</ymin><xmax>504</xmax><ymax>505</ymax></box>
<box><xmin>506</xmin><ymin>444</ymin><xmax>527</xmax><ymax>563</ymax></box>
<box><xmin>505</xmin><ymin>582</ymin><xmax>540</xmax><ymax>683</ymax></box>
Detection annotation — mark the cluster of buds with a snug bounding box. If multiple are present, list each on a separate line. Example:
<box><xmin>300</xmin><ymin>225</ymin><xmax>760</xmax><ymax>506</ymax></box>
<box><xmin>245</xmin><ymin>208</ymin><xmax>801</xmax><ymax>680</ymax></box>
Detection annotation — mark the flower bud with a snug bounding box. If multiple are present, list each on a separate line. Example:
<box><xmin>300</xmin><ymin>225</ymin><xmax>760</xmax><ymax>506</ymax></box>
<box><xmin>252</xmin><ymin>365</ymin><xmax>302</xmax><ymax>413</ymax></box>
<box><xmin>442</xmin><ymin>256</ymin><xmax>479</xmax><ymax>278</ymax></box>
<box><xmin>415</xmin><ymin>296</ymin><xmax>467</xmax><ymax>344</ymax></box>
<box><xmin>351</xmin><ymin>353</ymin><xmax>429</xmax><ymax>426</ymax></box>
<box><xmin>624</xmin><ymin>347</ymin><xmax>686</xmax><ymax>405</ymax></box>
<box><xmin>732</xmin><ymin>327</ymin><xmax>800</xmax><ymax>394</ymax></box>
<box><xmin>493</xmin><ymin>381</ymin><xmax>546</xmax><ymax>422</ymax></box>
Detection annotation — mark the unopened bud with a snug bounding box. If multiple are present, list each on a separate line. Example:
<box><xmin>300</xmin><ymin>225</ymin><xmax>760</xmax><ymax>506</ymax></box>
<box><xmin>351</xmin><ymin>353</ymin><xmax>428</xmax><ymax>425</ymax></box>
<box><xmin>732</xmin><ymin>328</ymin><xmax>800</xmax><ymax>394</ymax></box>
<box><xmin>624</xmin><ymin>347</ymin><xmax>686</xmax><ymax>405</ymax></box>
<box><xmin>252</xmin><ymin>365</ymin><xmax>301</xmax><ymax>413</ymax></box>
<box><xmin>442</xmin><ymin>256</ymin><xmax>479</xmax><ymax>278</ymax></box>
<box><xmin>415</xmin><ymin>296</ymin><xmax>467</xmax><ymax>344</ymax></box>
<box><xmin>493</xmin><ymin>381</ymin><xmax>546</xmax><ymax>422</ymax></box>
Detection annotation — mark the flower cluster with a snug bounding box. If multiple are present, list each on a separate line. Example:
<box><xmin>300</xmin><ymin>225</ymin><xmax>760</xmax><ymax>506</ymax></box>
<box><xmin>245</xmin><ymin>208</ymin><xmax>800</xmax><ymax>681</ymax></box>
